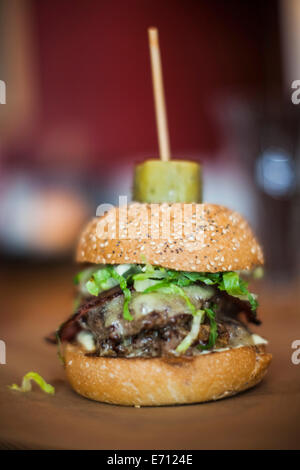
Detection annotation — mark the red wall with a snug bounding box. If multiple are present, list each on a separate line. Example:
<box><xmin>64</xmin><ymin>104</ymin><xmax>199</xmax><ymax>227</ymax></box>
<box><xmin>33</xmin><ymin>0</ymin><xmax>270</xmax><ymax>170</ymax></box>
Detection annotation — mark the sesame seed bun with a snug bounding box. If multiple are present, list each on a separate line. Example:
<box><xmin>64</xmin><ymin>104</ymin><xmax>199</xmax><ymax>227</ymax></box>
<box><xmin>76</xmin><ymin>203</ymin><xmax>264</xmax><ymax>272</ymax></box>
<box><xmin>65</xmin><ymin>343</ymin><xmax>272</xmax><ymax>406</ymax></box>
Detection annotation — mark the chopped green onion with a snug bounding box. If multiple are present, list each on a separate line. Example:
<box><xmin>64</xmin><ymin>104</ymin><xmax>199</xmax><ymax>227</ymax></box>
<box><xmin>108</xmin><ymin>267</ymin><xmax>133</xmax><ymax>321</ymax></box>
<box><xmin>132</xmin><ymin>265</ymin><xmax>166</xmax><ymax>281</ymax></box>
<box><xmin>143</xmin><ymin>282</ymin><xmax>197</xmax><ymax>316</ymax></box>
<box><xmin>9</xmin><ymin>372</ymin><xmax>55</xmax><ymax>395</ymax></box>
<box><xmin>176</xmin><ymin>310</ymin><xmax>204</xmax><ymax>354</ymax></box>
<box><xmin>133</xmin><ymin>278</ymin><xmax>163</xmax><ymax>292</ymax></box>
<box><xmin>198</xmin><ymin>307</ymin><xmax>218</xmax><ymax>350</ymax></box>
<box><xmin>81</xmin><ymin>263</ymin><xmax>258</xmax><ymax>323</ymax></box>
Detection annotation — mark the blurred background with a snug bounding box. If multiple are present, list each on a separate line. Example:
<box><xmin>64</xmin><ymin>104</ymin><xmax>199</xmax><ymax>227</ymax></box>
<box><xmin>1</xmin><ymin>1</ymin><xmax>300</xmax><ymax>450</ymax></box>
<box><xmin>0</xmin><ymin>0</ymin><xmax>299</xmax><ymax>281</ymax></box>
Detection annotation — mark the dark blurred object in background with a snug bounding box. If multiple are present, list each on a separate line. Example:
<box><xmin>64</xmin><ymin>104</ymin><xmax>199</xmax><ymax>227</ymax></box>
<box><xmin>0</xmin><ymin>0</ymin><xmax>298</xmax><ymax>281</ymax></box>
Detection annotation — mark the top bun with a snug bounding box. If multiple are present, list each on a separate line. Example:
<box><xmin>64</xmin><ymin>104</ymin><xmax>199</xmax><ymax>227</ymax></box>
<box><xmin>76</xmin><ymin>203</ymin><xmax>264</xmax><ymax>272</ymax></box>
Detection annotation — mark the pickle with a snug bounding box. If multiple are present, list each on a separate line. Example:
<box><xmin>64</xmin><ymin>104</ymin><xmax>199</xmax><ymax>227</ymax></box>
<box><xmin>133</xmin><ymin>160</ymin><xmax>202</xmax><ymax>203</ymax></box>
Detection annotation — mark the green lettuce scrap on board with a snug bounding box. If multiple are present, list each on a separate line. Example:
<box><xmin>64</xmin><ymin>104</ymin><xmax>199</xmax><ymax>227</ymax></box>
<box><xmin>9</xmin><ymin>372</ymin><xmax>55</xmax><ymax>395</ymax></box>
<box><xmin>74</xmin><ymin>263</ymin><xmax>259</xmax><ymax>353</ymax></box>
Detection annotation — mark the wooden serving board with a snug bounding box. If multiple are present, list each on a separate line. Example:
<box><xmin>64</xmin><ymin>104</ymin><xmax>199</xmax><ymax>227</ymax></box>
<box><xmin>0</xmin><ymin>265</ymin><xmax>299</xmax><ymax>449</ymax></box>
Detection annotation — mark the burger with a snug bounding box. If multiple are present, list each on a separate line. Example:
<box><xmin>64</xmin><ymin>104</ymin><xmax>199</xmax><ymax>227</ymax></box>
<box><xmin>54</xmin><ymin>203</ymin><xmax>272</xmax><ymax>406</ymax></box>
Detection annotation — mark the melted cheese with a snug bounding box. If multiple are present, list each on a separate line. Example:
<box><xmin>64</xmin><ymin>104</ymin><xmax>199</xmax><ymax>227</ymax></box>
<box><xmin>251</xmin><ymin>334</ymin><xmax>268</xmax><ymax>345</ymax></box>
<box><xmin>103</xmin><ymin>285</ymin><xmax>214</xmax><ymax>329</ymax></box>
<box><xmin>77</xmin><ymin>331</ymin><xmax>96</xmax><ymax>352</ymax></box>
<box><xmin>130</xmin><ymin>285</ymin><xmax>214</xmax><ymax>319</ymax></box>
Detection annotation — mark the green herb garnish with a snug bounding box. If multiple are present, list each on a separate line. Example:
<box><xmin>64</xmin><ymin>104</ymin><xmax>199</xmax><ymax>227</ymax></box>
<box><xmin>79</xmin><ymin>264</ymin><xmax>258</xmax><ymax>348</ymax></box>
<box><xmin>198</xmin><ymin>307</ymin><xmax>218</xmax><ymax>350</ymax></box>
<box><xmin>9</xmin><ymin>372</ymin><xmax>55</xmax><ymax>395</ymax></box>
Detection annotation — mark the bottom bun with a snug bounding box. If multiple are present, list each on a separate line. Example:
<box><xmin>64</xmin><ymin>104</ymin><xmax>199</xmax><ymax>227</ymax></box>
<box><xmin>64</xmin><ymin>343</ymin><xmax>272</xmax><ymax>406</ymax></box>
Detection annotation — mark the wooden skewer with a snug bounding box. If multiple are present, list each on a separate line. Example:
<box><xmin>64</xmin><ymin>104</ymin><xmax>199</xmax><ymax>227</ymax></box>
<box><xmin>148</xmin><ymin>27</ymin><xmax>171</xmax><ymax>161</ymax></box>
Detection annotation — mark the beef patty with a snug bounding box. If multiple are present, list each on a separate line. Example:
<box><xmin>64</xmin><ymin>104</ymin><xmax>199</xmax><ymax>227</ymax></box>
<box><xmin>55</xmin><ymin>284</ymin><xmax>259</xmax><ymax>358</ymax></box>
